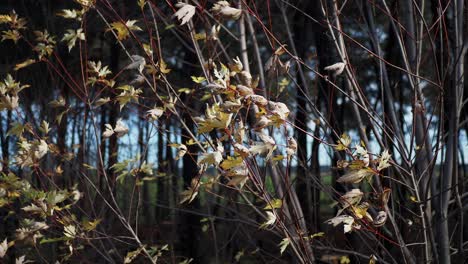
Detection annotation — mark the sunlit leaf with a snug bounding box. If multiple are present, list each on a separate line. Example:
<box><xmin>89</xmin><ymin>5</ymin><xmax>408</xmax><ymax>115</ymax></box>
<box><xmin>260</xmin><ymin>211</ymin><xmax>277</xmax><ymax>229</ymax></box>
<box><xmin>173</xmin><ymin>3</ymin><xmax>196</xmax><ymax>26</ymax></box>
<box><xmin>137</xmin><ymin>0</ymin><xmax>146</xmax><ymax>9</ymax></box>
<box><xmin>0</xmin><ymin>238</ymin><xmax>8</xmax><ymax>258</ymax></box>
<box><xmin>211</xmin><ymin>1</ymin><xmax>242</xmax><ymax>20</ymax></box>
<box><xmin>325</xmin><ymin>215</ymin><xmax>355</xmax><ymax>234</ymax></box>
<box><xmin>278</xmin><ymin>238</ymin><xmax>289</xmax><ymax>255</ymax></box>
<box><xmin>61</xmin><ymin>28</ymin><xmax>85</xmax><ymax>51</ymax></box>
<box><xmin>264</xmin><ymin>199</ymin><xmax>282</xmax><ymax>210</ymax></box>
<box><xmin>124</xmin><ymin>246</ymin><xmax>144</xmax><ymax>263</ymax></box>
<box><xmin>335</xmin><ymin>133</ymin><xmax>351</xmax><ymax>151</ymax></box>
<box><xmin>108</xmin><ymin>20</ymin><xmax>142</xmax><ymax>41</ymax></box>
<box><xmin>14</xmin><ymin>59</ymin><xmax>36</xmax><ymax>71</ymax></box>
<box><xmin>220</xmin><ymin>156</ymin><xmax>243</xmax><ymax>170</ymax></box>
<box><xmin>83</xmin><ymin>218</ymin><xmax>101</xmax><ymax>231</ymax></box>
<box><xmin>191</xmin><ymin>76</ymin><xmax>206</xmax><ymax>84</ymax></box>
<box><xmin>336</xmin><ymin>168</ymin><xmax>375</xmax><ymax>184</ymax></box>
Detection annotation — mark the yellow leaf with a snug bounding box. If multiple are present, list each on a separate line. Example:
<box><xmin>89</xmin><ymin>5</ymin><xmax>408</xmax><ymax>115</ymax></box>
<box><xmin>220</xmin><ymin>156</ymin><xmax>243</xmax><ymax>170</ymax></box>
<box><xmin>335</xmin><ymin>133</ymin><xmax>351</xmax><ymax>151</ymax></box>
<box><xmin>264</xmin><ymin>199</ymin><xmax>282</xmax><ymax>210</ymax></box>
<box><xmin>159</xmin><ymin>59</ymin><xmax>171</xmax><ymax>74</ymax></box>
<box><xmin>309</xmin><ymin>232</ymin><xmax>325</xmax><ymax>239</ymax></box>
<box><xmin>194</xmin><ymin>32</ymin><xmax>206</xmax><ymax>41</ymax></box>
<box><xmin>409</xmin><ymin>196</ymin><xmax>418</xmax><ymax>203</ymax></box>
<box><xmin>278</xmin><ymin>78</ymin><xmax>289</xmax><ymax>87</ymax></box>
<box><xmin>14</xmin><ymin>59</ymin><xmax>36</xmax><ymax>71</ymax></box>
<box><xmin>191</xmin><ymin>76</ymin><xmax>206</xmax><ymax>84</ymax></box>
<box><xmin>272</xmin><ymin>155</ymin><xmax>284</xmax><ymax>161</ymax></box>
<box><xmin>55</xmin><ymin>165</ymin><xmax>63</xmax><ymax>175</ymax></box>
<box><xmin>178</xmin><ymin>87</ymin><xmax>192</xmax><ymax>94</ymax></box>
<box><xmin>351</xmin><ymin>202</ymin><xmax>369</xmax><ymax>219</ymax></box>
<box><xmin>83</xmin><ymin>218</ymin><xmax>102</xmax><ymax>231</ymax></box>
<box><xmin>340</xmin><ymin>256</ymin><xmax>350</xmax><ymax>264</ymax></box>
<box><xmin>137</xmin><ymin>0</ymin><xmax>146</xmax><ymax>9</ymax></box>
<box><xmin>108</xmin><ymin>20</ymin><xmax>142</xmax><ymax>41</ymax></box>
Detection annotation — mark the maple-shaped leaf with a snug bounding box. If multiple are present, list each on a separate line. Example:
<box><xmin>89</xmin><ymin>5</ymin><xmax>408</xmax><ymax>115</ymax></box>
<box><xmin>159</xmin><ymin>59</ymin><xmax>171</xmax><ymax>74</ymax></box>
<box><xmin>278</xmin><ymin>238</ymin><xmax>290</xmax><ymax>255</ymax></box>
<box><xmin>173</xmin><ymin>3</ymin><xmax>196</xmax><ymax>26</ymax></box>
<box><xmin>196</xmin><ymin>104</ymin><xmax>233</xmax><ymax>134</ymax></box>
<box><xmin>191</xmin><ymin>76</ymin><xmax>206</xmax><ymax>84</ymax></box>
<box><xmin>61</xmin><ymin>28</ymin><xmax>85</xmax><ymax>51</ymax></box>
<box><xmin>108</xmin><ymin>20</ymin><xmax>142</xmax><ymax>40</ymax></box>
<box><xmin>198</xmin><ymin>149</ymin><xmax>223</xmax><ymax>167</ymax></box>
<box><xmin>325</xmin><ymin>215</ymin><xmax>355</xmax><ymax>233</ymax></box>
<box><xmin>260</xmin><ymin>211</ymin><xmax>277</xmax><ymax>229</ymax></box>
<box><xmin>116</xmin><ymin>85</ymin><xmax>142</xmax><ymax>110</ymax></box>
<box><xmin>335</xmin><ymin>133</ymin><xmax>351</xmax><ymax>151</ymax></box>
<box><xmin>57</xmin><ymin>9</ymin><xmax>83</xmax><ymax>20</ymax></box>
<box><xmin>146</xmin><ymin>107</ymin><xmax>164</xmax><ymax>120</ymax></box>
<box><xmin>1</xmin><ymin>29</ymin><xmax>21</xmax><ymax>43</ymax></box>
<box><xmin>377</xmin><ymin>149</ymin><xmax>391</xmax><ymax>171</ymax></box>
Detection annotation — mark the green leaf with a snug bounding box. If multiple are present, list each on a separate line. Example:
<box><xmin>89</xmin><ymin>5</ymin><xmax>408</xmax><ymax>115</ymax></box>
<box><xmin>40</xmin><ymin>236</ymin><xmax>70</xmax><ymax>244</ymax></box>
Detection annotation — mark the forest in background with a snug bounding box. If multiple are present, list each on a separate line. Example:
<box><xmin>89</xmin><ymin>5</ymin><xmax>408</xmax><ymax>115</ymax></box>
<box><xmin>0</xmin><ymin>0</ymin><xmax>466</xmax><ymax>263</ymax></box>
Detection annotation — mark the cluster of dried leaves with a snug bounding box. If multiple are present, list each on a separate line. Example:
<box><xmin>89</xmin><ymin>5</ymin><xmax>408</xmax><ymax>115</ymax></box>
<box><xmin>325</xmin><ymin>134</ymin><xmax>391</xmax><ymax>234</ymax></box>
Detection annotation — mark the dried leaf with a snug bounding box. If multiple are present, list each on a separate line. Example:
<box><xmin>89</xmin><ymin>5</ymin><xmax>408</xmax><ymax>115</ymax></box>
<box><xmin>0</xmin><ymin>238</ymin><xmax>8</xmax><ymax>258</ymax></box>
<box><xmin>325</xmin><ymin>215</ymin><xmax>355</xmax><ymax>233</ymax></box>
<box><xmin>211</xmin><ymin>1</ymin><xmax>242</xmax><ymax>20</ymax></box>
<box><xmin>377</xmin><ymin>149</ymin><xmax>391</xmax><ymax>171</ymax></box>
<box><xmin>339</xmin><ymin>189</ymin><xmax>363</xmax><ymax>209</ymax></box>
<box><xmin>173</xmin><ymin>3</ymin><xmax>196</xmax><ymax>26</ymax></box>
<box><xmin>373</xmin><ymin>211</ymin><xmax>387</xmax><ymax>227</ymax></box>
<box><xmin>337</xmin><ymin>168</ymin><xmax>374</xmax><ymax>184</ymax></box>
<box><xmin>335</xmin><ymin>133</ymin><xmax>351</xmax><ymax>151</ymax></box>
<box><xmin>114</xmin><ymin>119</ymin><xmax>129</xmax><ymax>137</ymax></box>
<box><xmin>108</xmin><ymin>20</ymin><xmax>142</xmax><ymax>40</ymax></box>
<box><xmin>324</xmin><ymin>62</ymin><xmax>346</xmax><ymax>76</ymax></box>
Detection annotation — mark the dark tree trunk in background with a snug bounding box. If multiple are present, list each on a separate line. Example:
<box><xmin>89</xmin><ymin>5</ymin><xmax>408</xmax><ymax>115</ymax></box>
<box><xmin>293</xmin><ymin>0</ymin><xmax>313</xmax><ymax>229</ymax></box>
<box><xmin>178</xmin><ymin>51</ymin><xmax>201</xmax><ymax>262</ymax></box>
<box><xmin>107</xmin><ymin>42</ymin><xmax>120</xmax><ymax>188</ymax></box>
